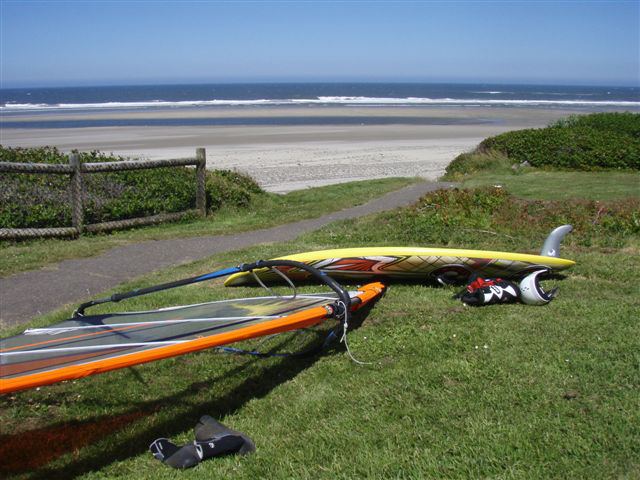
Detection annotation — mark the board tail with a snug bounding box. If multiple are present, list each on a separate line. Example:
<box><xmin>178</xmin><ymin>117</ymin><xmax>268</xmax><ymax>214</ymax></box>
<box><xmin>540</xmin><ymin>225</ymin><xmax>573</xmax><ymax>258</ymax></box>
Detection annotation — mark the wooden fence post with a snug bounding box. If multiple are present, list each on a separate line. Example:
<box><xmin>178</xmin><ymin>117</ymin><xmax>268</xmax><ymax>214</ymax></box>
<box><xmin>196</xmin><ymin>148</ymin><xmax>207</xmax><ymax>217</ymax></box>
<box><xmin>69</xmin><ymin>153</ymin><xmax>84</xmax><ymax>235</ymax></box>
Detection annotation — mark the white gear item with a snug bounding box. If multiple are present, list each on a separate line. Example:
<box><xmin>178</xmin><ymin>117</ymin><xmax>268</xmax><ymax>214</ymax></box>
<box><xmin>519</xmin><ymin>269</ymin><xmax>557</xmax><ymax>305</ymax></box>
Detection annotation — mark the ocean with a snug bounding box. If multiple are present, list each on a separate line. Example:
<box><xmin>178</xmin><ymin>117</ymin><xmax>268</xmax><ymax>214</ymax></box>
<box><xmin>1</xmin><ymin>83</ymin><xmax>638</xmax><ymax>128</ymax></box>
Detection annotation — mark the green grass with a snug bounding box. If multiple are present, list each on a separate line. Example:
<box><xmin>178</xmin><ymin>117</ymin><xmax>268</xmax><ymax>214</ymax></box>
<box><xmin>459</xmin><ymin>169</ymin><xmax>640</xmax><ymax>201</ymax></box>
<box><xmin>1</xmin><ymin>180</ymin><xmax>638</xmax><ymax>479</ymax></box>
<box><xmin>1</xmin><ymin>245</ymin><xmax>637</xmax><ymax>479</ymax></box>
<box><xmin>0</xmin><ymin>177</ymin><xmax>417</xmax><ymax>277</ymax></box>
<box><xmin>443</xmin><ymin>149</ymin><xmax>639</xmax><ymax>201</ymax></box>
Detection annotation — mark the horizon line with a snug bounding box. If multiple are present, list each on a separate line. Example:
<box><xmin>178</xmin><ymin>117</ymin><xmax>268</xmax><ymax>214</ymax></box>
<box><xmin>2</xmin><ymin>79</ymin><xmax>639</xmax><ymax>90</ymax></box>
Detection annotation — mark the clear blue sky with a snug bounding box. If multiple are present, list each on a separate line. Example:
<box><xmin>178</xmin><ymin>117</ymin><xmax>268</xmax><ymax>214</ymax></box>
<box><xmin>1</xmin><ymin>0</ymin><xmax>638</xmax><ymax>87</ymax></box>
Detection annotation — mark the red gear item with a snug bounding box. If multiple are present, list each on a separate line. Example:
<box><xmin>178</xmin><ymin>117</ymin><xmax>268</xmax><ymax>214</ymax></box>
<box><xmin>456</xmin><ymin>275</ymin><xmax>521</xmax><ymax>306</ymax></box>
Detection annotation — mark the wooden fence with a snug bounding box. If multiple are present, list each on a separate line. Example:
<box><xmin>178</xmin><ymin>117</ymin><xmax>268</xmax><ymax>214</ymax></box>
<box><xmin>0</xmin><ymin>148</ymin><xmax>207</xmax><ymax>240</ymax></box>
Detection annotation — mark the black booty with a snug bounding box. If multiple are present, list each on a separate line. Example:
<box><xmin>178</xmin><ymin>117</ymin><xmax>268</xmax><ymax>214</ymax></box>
<box><xmin>195</xmin><ymin>415</ymin><xmax>256</xmax><ymax>455</ymax></box>
<box><xmin>149</xmin><ymin>438</ymin><xmax>202</xmax><ymax>469</ymax></box>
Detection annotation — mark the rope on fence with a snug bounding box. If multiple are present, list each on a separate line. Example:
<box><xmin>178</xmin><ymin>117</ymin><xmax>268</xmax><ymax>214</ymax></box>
<box><xmin>84</xmin><ymin>211</ymin><xmax>196</xmax><ymax>234</ymax></box>
<box><xmin>0</xmin><ymin>162</ymin><xmax>74</xmax><ymax>174</ymax></box>
<box><xmin>82</xmin><ymin>158</ymin><xmax>199</xmax><ymax>172</ymax></box>
<box><xmin>0</xmin><ymin>158</ymin><xmax>201</xmax><ymax>173</ymax></box>
<box><xmin>0</xmin><ymin>212</ymin><xmax>196</xmax><ymax>240</ymax></box>
<box><xmin>0</xmin><ymin>227</ymin><xmax>78</xmax><ymax>240</ymax></box>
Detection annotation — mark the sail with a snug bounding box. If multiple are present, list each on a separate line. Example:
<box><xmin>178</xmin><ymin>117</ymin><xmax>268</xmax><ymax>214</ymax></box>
<box><xmin>1</xmin><ymin>283</ymin><xmax>384</xmax><ymax>394</ymax></box>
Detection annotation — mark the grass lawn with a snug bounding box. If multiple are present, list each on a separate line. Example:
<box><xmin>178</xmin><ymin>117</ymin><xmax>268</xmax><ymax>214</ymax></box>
<box><xmin>1</xmin><ymin>168</ymin><xmax>638</xmax><ymax>479</ymax></box>
<box><xmin>0</xmin><ymin>177</ymin><xmax>417</xmax><ymax>277</ymax></box>
<box><xmin>458</xmin><ymin>170</ymin><xmax>639</xmax><ymax>201</ymax></box>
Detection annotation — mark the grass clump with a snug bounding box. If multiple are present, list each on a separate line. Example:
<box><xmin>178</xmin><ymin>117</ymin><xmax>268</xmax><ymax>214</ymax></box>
<box><xmin>442</xmin><ymin>149</ymin><xmax>515</xmax><ymax>180</ymax></box>
<box><xmin>309</xmin><ymin>186</ymin><xmax>640</xmax><ymax>252</ymax></box>
<box><xmin>0</xmin><ymin>146</ymin><xmax>262</xmax><ymax>229</ymax></box>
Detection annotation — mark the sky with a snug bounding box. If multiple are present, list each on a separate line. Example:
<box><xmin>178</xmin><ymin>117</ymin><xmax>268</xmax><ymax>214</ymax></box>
<box><xmin>1</xmin><ymin>1</ymin><xmax>638</xmax><ymax>88</ymax></box>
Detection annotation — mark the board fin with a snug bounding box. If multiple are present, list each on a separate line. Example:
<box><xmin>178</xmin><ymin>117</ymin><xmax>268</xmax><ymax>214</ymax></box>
<box><xmin>540</xmin><ymin>225</ymin><xmax>573</xmax><ymax>258</ymax></box>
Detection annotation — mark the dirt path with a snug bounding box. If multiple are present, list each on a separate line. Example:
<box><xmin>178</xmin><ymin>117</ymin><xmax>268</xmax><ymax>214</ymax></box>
<box><xmin>0</xmin><ymin>181</ymin><xmax>455</xmax><ymax>327</ymax></box>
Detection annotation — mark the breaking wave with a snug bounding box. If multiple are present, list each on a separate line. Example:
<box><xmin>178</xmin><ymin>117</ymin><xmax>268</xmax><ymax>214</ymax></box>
<box><xmin>2</xmin><ymin>96</ymin><xmax>639</xmax><ymax>111</ymax></box>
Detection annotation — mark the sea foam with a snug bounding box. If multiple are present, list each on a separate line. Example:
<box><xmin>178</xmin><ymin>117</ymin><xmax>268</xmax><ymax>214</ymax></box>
<box><xmin>1</xmin><ymin>96</ymin><xmax>639</xmax><ymax>111</ymax></box>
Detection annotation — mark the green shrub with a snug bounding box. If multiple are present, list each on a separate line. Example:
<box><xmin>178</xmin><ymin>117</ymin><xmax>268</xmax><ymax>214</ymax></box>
<box><xmin>478</xmin><ymin>112</ymin><xmax>640</xmax><ymax>171</ymax></box>
<box><xmin>0</xmin><ymin>146</ymin><xmax>263</xmax><ymax>229</ymax></box>
<box><xmin>206</xmin><ymin>170</ymin><xmax>262</xmax><ymax>211</ymax></box>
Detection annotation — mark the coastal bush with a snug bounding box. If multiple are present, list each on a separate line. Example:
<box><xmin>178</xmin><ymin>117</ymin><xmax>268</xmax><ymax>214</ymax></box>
<box><xmin>0</xmin><ymin>146</ymin><xmax>263</xmax><ymax>229</ymax></box>
<box><xmin>445</xmin><ymin>113</ymin><xmax>640</xmax><ymax>177</ymax></box>
<box><xmin>550</xmin><ymin>111</ymin><xmax>640</xmax><ymax>138</ymax></box>
<box><xmin>478</xmin><ymin>112</ymin><xmax>640</xmax><ymax>170</ymax></box>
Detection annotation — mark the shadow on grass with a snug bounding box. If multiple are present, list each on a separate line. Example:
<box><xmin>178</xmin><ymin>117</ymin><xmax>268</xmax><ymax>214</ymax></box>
<box><xmin>2</xmin><ymin>303</ymin><xmax>379</xmax><ymax>480</ymax></box>
<box><xmin>0</xmin><ymin>411</ymin><xmax>147</xmax><ymax>477</ymax></box>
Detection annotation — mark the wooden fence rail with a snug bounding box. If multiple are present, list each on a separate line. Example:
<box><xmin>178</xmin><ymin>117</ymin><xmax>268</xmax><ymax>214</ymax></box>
<box><xmin>0</xmin><ymin>148</ymin><xmax>207</xmax><ymax>240</ymax></box>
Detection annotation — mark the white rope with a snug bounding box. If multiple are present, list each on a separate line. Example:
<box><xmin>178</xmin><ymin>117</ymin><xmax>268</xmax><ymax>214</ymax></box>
<box><xmin>23</xmin><ymin>316</ymin><xmax>280</xmax><ymax>335</ymax></box>
<box><xmin>336</xmin><ymin>300</ymin><xmax>372</xmax><ymax>366</ymax></box>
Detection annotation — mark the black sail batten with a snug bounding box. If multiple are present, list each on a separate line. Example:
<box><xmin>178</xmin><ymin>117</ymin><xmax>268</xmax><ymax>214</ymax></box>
<box><xmin>74</xmin><ymin>259</ymin><xmax>351</xmax><ymax>317</ymax></box>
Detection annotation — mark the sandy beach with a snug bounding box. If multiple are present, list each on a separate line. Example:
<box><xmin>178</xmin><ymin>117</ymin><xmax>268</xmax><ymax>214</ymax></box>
<box><xmin>0</xmin><ymin>106</ymin><xmax>584</xmax><ymax>192</ymax></box>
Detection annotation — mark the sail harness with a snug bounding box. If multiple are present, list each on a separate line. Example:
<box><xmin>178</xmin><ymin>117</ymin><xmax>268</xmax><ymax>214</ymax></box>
<box><xmin>218</xmin><ymin>265</ymin><xmax>371</xmax><ymax>363</ymax></box>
